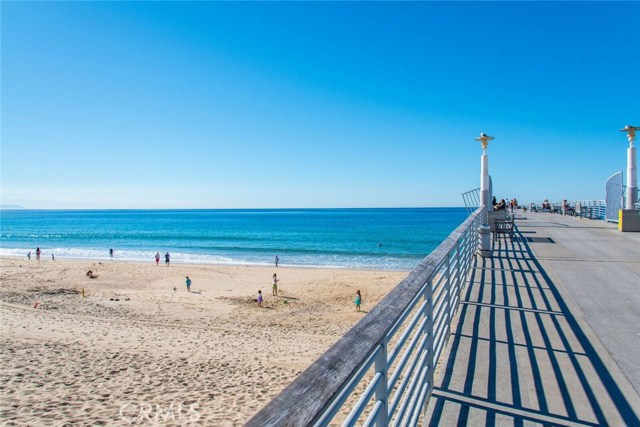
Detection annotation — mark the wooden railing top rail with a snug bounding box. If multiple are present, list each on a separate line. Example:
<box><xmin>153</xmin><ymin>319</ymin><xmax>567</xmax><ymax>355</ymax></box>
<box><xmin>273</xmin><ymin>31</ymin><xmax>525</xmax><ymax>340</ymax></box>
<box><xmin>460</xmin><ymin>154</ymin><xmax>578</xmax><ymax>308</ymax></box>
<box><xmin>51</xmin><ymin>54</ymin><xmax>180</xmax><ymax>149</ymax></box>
<box><xmin>245</xmin><ymin>207</ymin><xmax>483</xmax><ymax>427</ymax></box>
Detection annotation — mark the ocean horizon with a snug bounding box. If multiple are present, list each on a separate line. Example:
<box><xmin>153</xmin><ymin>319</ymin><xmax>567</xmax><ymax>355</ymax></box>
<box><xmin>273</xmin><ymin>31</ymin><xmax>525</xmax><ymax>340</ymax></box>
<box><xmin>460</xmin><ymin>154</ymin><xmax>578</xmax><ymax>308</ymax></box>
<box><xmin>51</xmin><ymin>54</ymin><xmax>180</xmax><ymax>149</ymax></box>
<box><xmin>0</xmin><ymin>207</ymin><xmax>470</xmax><ymax>271</ymax></box>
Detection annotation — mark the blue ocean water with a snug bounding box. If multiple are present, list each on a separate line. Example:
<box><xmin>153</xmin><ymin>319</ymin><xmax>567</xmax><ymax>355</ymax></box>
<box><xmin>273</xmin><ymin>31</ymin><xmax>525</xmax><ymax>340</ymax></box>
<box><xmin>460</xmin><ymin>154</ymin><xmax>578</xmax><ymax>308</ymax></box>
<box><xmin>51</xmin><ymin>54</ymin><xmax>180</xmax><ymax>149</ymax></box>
<box><xmin>0</xmin><ymin>208</ymin><xmax>469</xmax><ymax>271</ymax></box>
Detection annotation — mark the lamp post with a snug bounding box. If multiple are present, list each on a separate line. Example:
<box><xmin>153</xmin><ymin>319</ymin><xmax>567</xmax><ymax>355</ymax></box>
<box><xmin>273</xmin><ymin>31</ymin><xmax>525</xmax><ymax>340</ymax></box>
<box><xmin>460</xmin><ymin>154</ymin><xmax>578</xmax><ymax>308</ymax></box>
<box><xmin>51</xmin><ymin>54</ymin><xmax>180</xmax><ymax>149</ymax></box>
<box><xmin>475</xmin><ymin>132</ymin><xmax>494</xmax><ymax>257</ymax></box>
<box><xmin>620</xmin><ymin>125</ymin><xmax>639</xmax><ymax>209</ymax></box>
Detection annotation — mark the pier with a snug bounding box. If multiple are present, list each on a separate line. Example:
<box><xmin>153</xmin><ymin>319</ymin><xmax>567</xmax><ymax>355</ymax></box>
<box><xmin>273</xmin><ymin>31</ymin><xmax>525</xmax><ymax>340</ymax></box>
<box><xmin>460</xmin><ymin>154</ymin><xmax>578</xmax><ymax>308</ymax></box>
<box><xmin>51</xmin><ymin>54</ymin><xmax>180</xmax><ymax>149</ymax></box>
<box><xmin>425</xmin><ymin>211</ymin><xmax>640</xmax><ymax>426</ymax></box>
<box><xmin>246</xmin><ymin>210</ymin><xmax>640</xmax><ymax>426</ymax></box>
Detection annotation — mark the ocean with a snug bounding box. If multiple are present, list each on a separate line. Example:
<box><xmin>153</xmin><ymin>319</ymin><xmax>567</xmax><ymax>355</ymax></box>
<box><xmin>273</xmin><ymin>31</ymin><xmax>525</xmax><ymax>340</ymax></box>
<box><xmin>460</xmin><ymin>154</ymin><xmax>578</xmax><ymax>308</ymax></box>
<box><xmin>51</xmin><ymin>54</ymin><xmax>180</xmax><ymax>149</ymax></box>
<box><xmin>0</xmin><ymin>208</ymin><xmax>469</xmax><ymax>271</ymax></box>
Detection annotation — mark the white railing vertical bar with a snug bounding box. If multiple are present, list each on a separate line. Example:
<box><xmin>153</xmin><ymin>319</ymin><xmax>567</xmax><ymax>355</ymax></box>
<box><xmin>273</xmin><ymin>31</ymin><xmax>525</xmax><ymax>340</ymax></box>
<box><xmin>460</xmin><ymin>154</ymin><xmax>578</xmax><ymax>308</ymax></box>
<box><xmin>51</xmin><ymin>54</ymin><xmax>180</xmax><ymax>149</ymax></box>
<box><xmin>375</xmin><ymin>341</ymin><xmax>389</xmax><ymax>426</ymax></box>
<box><xmin>425</xmin><ymin>276</ymin><xmax>435</xmax><ymax>403</ymax></box>
<box><xmin>459</xmin><ymin>230</ymin><xmax>471</xmax><ymax>292</ymax></box>
<box><xmin>444</xmin><ymin>252</ymin><xmax>451</xmax><ymax>336</ymax></box>
<box><xmin>452</xmin><ymin>247</ymin><xmax>460</xmax><ymax>317</ymax></box>
<box><xmin>458</xmin><ymin>235</ymin><xmax>468</xmax><ymax>303</ymax></box>
<box><xmin>449</xmin><ymin>245</ymin><xmax>460</xmax><ymax>317</ymax></box>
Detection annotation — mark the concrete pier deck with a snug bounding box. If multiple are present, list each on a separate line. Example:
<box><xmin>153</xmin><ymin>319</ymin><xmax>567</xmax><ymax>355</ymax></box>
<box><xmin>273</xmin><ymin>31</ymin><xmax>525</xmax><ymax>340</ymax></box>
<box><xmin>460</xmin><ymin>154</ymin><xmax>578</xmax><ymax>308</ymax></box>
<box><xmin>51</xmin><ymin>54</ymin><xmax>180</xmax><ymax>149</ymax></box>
<box><xmin>424</xmin><ymin>212</ymin><xmax>640</xmax><ymax>427</ymax></box>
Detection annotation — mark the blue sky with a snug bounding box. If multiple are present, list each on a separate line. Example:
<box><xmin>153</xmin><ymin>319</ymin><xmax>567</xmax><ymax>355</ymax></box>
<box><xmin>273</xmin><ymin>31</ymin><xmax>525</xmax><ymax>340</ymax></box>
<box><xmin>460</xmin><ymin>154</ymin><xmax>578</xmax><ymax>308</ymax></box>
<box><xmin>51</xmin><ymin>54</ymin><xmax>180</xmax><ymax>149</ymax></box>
<box><xmin>2</xmin><ymin>1</ymin><xmax>639</xmax><ymax>209</ymax></box>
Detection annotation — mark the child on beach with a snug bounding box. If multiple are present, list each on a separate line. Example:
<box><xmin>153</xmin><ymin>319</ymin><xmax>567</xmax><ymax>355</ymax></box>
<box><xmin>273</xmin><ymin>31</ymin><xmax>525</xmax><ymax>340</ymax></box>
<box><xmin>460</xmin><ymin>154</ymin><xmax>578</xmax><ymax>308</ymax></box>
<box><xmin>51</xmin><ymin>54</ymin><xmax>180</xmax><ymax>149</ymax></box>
<box><xmin>355</xmin><ymin>290</ymin><xmax>362</xmax><ymax>312</ymax></box>
<box><xmin>257</xmin><ymin>290</ymin><xmax>263</xmax><ymax>307</ymax></box>
<box><xmin>272</xmin><ymin>274</ymin><xmax>279</xmax><ymax>296</ymax></box>
<box><xmin>185</xmin><ymin>276</ymin><xmax>192</xmax><ymax>292</ymax></box>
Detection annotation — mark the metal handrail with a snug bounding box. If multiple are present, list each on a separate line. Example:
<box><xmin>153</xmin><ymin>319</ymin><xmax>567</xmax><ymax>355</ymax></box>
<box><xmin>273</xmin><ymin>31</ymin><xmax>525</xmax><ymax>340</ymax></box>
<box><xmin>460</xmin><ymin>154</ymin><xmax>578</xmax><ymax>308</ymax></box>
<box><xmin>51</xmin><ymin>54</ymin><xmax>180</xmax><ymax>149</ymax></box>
<box><xmin>461</xmin><ymin>187</ymin><xmax>480</xmax><ymax>215</ymax></box>
<box><xmin>245</xmin><ymin>207</ymin><xmax>483</xmax><ymax>427</ymax></box>
<box><xmin>573</xmin><ymin>200</ymin><xmax>606</xmax><ymax>220</ymax></box>
<box><xmin>530</xmin><ymin>200</ymin><xmax>607</xmax><ymax>220</ymax></box>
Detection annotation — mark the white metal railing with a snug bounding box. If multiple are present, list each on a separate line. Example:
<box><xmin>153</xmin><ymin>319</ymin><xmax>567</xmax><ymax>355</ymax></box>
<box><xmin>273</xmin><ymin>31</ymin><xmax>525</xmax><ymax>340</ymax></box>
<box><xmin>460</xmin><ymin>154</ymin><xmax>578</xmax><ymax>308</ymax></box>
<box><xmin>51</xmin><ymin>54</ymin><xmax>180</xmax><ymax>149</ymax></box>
<box><xmin>246</xmin><ymin>207</ymin><xmax>483</xmax><ymax>427</ymax></box>
<box><xmin>461</xmin><ymin>187</ymin><xmax>480</xmax><ymax>215</ymax></box>
<box><xmin>574</xmin><ymin>200</ymin><xmax>606</xmax><ymax>220</ymax></box>
<box><xmin>530</xmin><ymin>200</ymin><xmax>607</xmax><ymax>220</ymax></box>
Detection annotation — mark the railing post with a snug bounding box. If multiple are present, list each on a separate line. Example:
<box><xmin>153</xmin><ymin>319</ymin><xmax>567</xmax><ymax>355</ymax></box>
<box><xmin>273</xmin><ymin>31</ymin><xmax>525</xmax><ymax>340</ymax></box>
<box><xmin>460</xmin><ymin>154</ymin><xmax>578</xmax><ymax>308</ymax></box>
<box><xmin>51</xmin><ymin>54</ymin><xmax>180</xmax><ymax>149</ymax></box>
<box><xmin>454</xmin><ymin>239</ymin><xmax>463</xmax><ymax>310</ymax></box>
<box><xmin>444</xmin><ymin>252</ymin><xmax>451</xmax><ymax>333</ymax></box>
<box><xmin>474</xmin><ymin>215</ymin><xmax>481</xmax><ymax>253</ymax></box>
<box><xmin>423</xmin><ymin>277</ymin><xmax>435</xmax><ymax>422</ymax></box>
<box><xmin>374</xmin><ymin>341</ymin><xmax>388</xmax><ymax>426</ymax></box>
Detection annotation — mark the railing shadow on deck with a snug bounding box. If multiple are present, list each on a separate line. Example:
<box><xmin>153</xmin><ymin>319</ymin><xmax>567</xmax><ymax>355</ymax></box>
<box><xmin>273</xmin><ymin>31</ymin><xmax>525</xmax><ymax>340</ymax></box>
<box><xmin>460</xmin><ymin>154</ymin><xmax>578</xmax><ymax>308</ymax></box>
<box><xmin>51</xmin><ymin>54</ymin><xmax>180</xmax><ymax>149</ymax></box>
<box><xmin>245</xmin><ymin>208</ymin><xmax>484</xmax><ymax>427</ymax></box>
<box><xmin>426</xmin><ymin>226</ymin><xmax>640</xmax><ymax>427</ymax></box>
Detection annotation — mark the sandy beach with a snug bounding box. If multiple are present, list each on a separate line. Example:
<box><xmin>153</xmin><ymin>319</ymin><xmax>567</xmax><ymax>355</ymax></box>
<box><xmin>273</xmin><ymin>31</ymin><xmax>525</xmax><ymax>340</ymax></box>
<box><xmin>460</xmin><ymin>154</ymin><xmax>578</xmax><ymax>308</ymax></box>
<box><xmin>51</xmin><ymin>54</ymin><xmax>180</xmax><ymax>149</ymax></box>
<box><xmin>0</xmin><ymin>256</ymin><xmax>407</xmax><ymax>426</ymax></box>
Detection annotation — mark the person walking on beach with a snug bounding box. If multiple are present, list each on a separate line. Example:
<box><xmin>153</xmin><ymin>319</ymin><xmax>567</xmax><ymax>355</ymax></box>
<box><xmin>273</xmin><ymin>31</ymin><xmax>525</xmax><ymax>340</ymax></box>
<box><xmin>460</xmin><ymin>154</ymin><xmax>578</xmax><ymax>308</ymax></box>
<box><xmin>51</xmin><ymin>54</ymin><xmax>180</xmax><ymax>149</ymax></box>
<box><xmin>109</xmin><ymin>248</ymin><xmax>114</xmax><ymax>258</ymax></box>
<box><xmin>155</xmin><ymin>252</ymin><xmax>160</xmax><ymax>266</ymax></box>
<box><xmin>257</xmin><ymin>290</ymin><xmax>263</xmax><ymax>307</ymax></box>
<box><xmin>185</xmin><ymin>276</ymin><xmax>192</xmax><ymax>292</ymax></box>
<box><xmin>275</xmin><ymin>255</ymin><xmax>279</xmax><ymax>268</ymax></box>
<box><xmin>27</xmin><ymin>252</ymin><xmax>31</xmax><ymax>261</ymax></box>
<box><xmin>51</xmin><ymin>254</ymin><xmax>55</xmax><ymax>261</ymax></box>
<box><xmin>165</xmin><ymin>252</ymin><xmax>170</xmax><ymax>266</ymax></box>
<box><xmin>36</xmin><ymin>247</ymin><xmax>41</xmax><ymax>261</ymax></box>
<box><xmin>354</xmin><ymin>290</ymin><xmax>362</xmax><ymax>312</ymax></box>
<box><xmin>272</xmin><ymin>273</ymin><xmax>279</xmax><ymax>296</ymax></box>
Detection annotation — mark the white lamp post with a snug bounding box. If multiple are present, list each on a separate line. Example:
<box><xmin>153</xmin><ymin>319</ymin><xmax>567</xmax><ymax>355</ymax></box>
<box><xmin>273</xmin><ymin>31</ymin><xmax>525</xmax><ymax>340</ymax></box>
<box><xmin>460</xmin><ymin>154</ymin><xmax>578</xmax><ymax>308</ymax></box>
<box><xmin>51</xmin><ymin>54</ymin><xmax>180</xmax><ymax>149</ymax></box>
<box><xmin>475</xmin><ymin>132</ymin><xmax>494</xmax><ymax>257</ymax></box>
<box><xmin>620</xmin><ymin>125</ymin><xmax>639</xmax><ymax>209</ymax></box>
